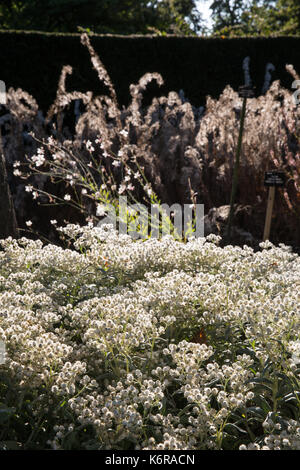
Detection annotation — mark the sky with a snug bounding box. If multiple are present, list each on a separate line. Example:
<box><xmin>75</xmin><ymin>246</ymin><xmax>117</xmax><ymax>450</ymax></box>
<box><xmin>195</xmin><ymin>0</ymin><xmax>213</xmax><ymax>28</ymax></box>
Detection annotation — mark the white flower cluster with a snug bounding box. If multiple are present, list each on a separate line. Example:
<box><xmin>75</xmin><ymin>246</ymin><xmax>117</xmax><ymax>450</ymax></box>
<box><xmin>0</xmin><ymin>225</ymin><xmax>299</xmax><ymax>450</ymax></box>
<box><xmin>240</xmin><ymin>419</ymin><xmax>300</xmax><ymax>450</ymax></box>
<box><xmin>31</xmin><ymin>147</ymin><xmax>46</xmax><ymax>167</ymax></box>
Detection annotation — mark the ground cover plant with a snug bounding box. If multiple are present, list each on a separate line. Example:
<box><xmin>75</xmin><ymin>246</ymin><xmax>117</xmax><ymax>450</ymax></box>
<box><xmin>0</xmin><ymin>225</ymin><xmax>299</xmax><ymax>450</ymax></box>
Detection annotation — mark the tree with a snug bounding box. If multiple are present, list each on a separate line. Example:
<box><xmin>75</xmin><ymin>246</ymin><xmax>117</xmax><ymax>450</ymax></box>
<box><xmin>260</xmin><ymin>0</ymin><xmax>300</xmax><ymax>35</ymax></box>
<box><xmin>208</xmin><ymin>0</ymin><xmax>255</xmax><ymax>31</ymax></box>
<box><xmin>204</xmin><ymin>0</ymin><xmax>300</xmax><ymax>36</ymax></box>
<box><xmin>0</xmin><ymin>0</ymin><xmax>206</xmax><ymax>35</ymax></box>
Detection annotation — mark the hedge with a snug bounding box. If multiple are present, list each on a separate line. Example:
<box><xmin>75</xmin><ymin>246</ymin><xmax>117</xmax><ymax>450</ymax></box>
<box><xmin>0</xmin><ymin>30</ymin><xmax>300</xmax><ymax>113</ymax></box>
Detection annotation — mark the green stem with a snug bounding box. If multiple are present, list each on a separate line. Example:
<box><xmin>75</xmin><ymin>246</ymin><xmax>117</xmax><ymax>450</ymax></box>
<box><xmin>272</xmin><ymin>377</ymin><xmax>278</xmax><ymax>413</ymax></box>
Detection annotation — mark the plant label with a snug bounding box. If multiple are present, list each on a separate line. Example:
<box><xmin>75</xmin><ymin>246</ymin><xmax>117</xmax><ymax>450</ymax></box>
<box><xmin>238</xmin><ymin>85</ymin><xmax>255</xmax><ymax>98</ymax></box>
<box><xmin>264</xmin><ymin>171</ymin><xmax>285</xmax><ymax>187</ymax></box>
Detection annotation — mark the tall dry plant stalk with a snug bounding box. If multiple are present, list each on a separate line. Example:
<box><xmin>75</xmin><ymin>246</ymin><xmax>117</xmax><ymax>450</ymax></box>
<box><xmin>0</xmin><ymin>33</ymin><xmax>299</xmax><ymax>247</ymax></box>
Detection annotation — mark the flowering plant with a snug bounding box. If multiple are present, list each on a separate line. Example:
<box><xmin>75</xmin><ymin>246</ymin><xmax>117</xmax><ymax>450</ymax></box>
<box><xmin>0</xmin><ymin>227</ymin><xmax>299</xmax><ymax>450</ymax></box>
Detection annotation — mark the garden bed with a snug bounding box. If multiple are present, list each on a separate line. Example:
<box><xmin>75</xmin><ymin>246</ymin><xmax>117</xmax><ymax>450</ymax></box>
<box><xmin>0</xmin><ymin>224</ymin><xmax>299</xmax><ymax>450</ymax></box>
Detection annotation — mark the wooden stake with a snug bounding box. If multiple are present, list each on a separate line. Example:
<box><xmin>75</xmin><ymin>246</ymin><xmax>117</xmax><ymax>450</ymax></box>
<box><xmin>263</xmin><ymin>186</ymin><xmax>275</xmax><ymax>241</ymax></box>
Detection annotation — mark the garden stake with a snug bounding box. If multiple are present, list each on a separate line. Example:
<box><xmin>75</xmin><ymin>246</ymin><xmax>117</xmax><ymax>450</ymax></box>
<box><xmin>263</xmin><ymin>170</ymin><xmax>285</xmax><ymax>241</ymax></box>
<box><xmin>263</xmin><ymin>186</ymin><xmax>275</xmax><ymax>241</ymax></box>
<box><xmin>226</xmin><ymin>85</ymin><xmax>254</xmax><ymax>242</ymax></box>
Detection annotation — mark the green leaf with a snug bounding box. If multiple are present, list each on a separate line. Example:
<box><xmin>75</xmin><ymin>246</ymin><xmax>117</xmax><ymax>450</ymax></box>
<box><xmin>246</xmin><ymin>406</ymin><xmax>266</xmax><ymax>418</ymax></box>
<box><xmin>224</xmin><ymin>423</ymin><xmax>248</xmax><ymax>436</ymax></box>
<box><xmin>253</xmin><ymin>394</ymin><xmax>272</xmax><ymax>413</ymax></box>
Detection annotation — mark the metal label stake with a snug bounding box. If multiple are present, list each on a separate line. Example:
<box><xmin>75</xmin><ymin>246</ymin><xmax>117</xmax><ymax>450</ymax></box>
<box><xmin>225</xmin><ymin>85</ymin><xmax>254</xmax><ymax>242</ymax></box>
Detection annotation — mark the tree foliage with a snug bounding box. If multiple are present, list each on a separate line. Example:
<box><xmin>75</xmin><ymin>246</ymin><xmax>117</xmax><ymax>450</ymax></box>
<box><xmin>0</xmin><ymin>0</ymin><xmax>205</xmax><ymax>35</ymax></box>
<box><xmin>205</xmin><ymin>0</ymin><xmax>300</xmax><ymax>36</ymax></box>
<box><xmin>0</xmin><ymin>0</ymin><xmax>299</xmax><ymax>38</ymax></box>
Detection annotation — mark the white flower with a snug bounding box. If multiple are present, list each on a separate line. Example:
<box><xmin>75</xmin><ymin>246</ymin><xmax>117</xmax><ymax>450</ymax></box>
<box><xmin>145</xmin><ymin>186</ymin><xmax>152</xmax><ymax>197</ymax></box>
<box><xmin>119</xmin><ymin>129</ymin><xmax>128</xmax><ymax>137</ymax></box>
<box><xmin>112</xmin><ymin>160</ymin><xmax>121</xmax><ymax>167</ymax></box>
<box><xmin>53</xmin><ymin>152</ymin><xmax>63</xmax><ymax>161</ymax></box>
<box><xmin>32</xmin><ymin>148</ymin><xmax>45</xmax><ymax>167</ymax></box>
<box><xmin>26</xmin><ymin>220</ymin><xmax>32</xmax><ymax>227</ymax></box>
<box><xmin>47</xmin><ymin>136</ymin><xmax>56</xmax><ymax>145</ymax></box>
<box><xmin>96</xmin><ymin>204</ymin><xmax>107</xmax><ymax>217</ymax></box>
<box><xmin>64</xmin><ymin>194</ymin><xmax>71</xmax><ymax>201</ymax></box>
<box><xmin>85</xmin><ymin>140</ymin><xmax>95</xmax><ymax>152</ymax></box>
<box><xmin>118</xmin><ymin>184</ymin><xmax>126</xmax><ymax>195</ymax></box>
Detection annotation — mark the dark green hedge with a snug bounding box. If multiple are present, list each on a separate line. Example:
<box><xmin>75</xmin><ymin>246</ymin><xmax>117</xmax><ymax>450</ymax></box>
<box><xmin>1</xmin><ymin>30</ymin><xmax>300</xmax><ymax>113</ymax></box>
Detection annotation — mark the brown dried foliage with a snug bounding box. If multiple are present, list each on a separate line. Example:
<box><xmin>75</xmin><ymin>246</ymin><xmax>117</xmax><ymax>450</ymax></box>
<box><xmin>1</xmin><ymin>34</ymin><xmax>300</xmax><ymax>246</ymax></box>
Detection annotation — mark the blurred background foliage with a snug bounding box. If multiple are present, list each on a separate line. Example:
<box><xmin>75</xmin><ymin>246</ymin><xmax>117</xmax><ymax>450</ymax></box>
<box><xmin>0</xmin><ymin>0</ymin><xmax>299</xmax><ymax>37</ymax></box>
<box><xmin>206</xmin><ymin>0</ymin><xmax>300</xmax><ymax>36</ymax></box>
<box><xmin>0</xmin><ymin>0</ymin><xmax>204</xmax><ymax>35</ymax></box>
